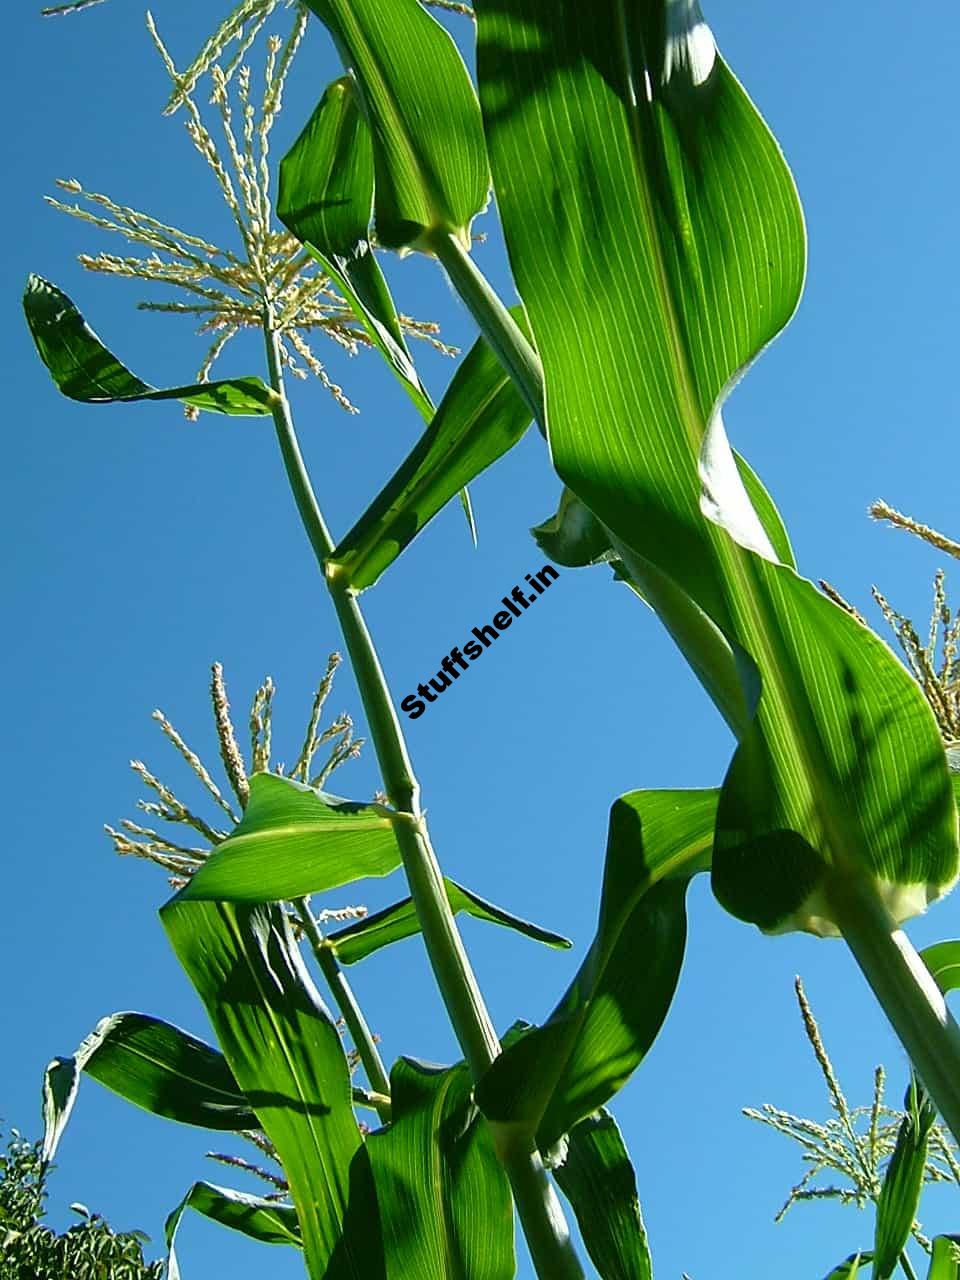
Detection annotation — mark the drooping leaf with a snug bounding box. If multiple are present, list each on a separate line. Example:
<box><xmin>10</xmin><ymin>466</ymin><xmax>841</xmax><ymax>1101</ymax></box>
<box><xmin>921</xmin><ymin>941</ymin><xmax>960</xmax><ymax>994</ymax></box>
<box><xmin>329</xmin><ymin>308</ymin><xmax>534</xmax><ymax>591</ymax></box>
<box><xmin>24</xmin><ymin>275</ymin><xmax>276</xmax><ymax>416</ymax></box>
<box><xmin>302</xmin><ymin>0</ymin><xmax>489</xmax><ymax>250</ymax></box>
<box><xmin>328</xmin><ymin>875</ymin><xmax>570</xmax><ymax>964</ymax></box>
<box><xmin>477</xmin><ymin>790</ymin><xmax>716</xmax><ymax>1149</ymax></box>
<box><xmin>822</xmin><ymin>1254</ymin><xmax>871</xmax><ymax>1280</ymax></box>
<box><xmin>475</xmin><ymin>0</ymin><xmax>958</xmax><ymax>934</ymax></box>
<box><xmin>277</xmin><ymin>76</ymin><xmax>432</xmax><ymax>419</ymax></box>
<box><xmin>165</xmin><ymin>1181</ymin><xmax>301</xmax><ymax>1280</ymax></box>
<box><xmin>873</xmin><ymin>1076</ymin><xmax>936</xmax><ymax>1279</ymax></box>
<box><xmin>363</xmin><ymin>1058</ymin><xmax>514</xmax><ymax>1279</ymax></box>
<box><xmin>928</xmin><ymin>1237</ymin><xmax>960</xmax><ymax>1280</ymax></box>
<box><xmin>41</xmin><ymin>1056</ymin><xmax>79</xmax><ymax>1165</ymax></box>
<box><xmin>178</xmin><ymin>774</ymin><xmax>401</xmax><ymax>903</ymax></box>
<box><xmin>160</xmin><ymin>897</ymin><xmax>382</xmax><ymax>1278</ymax></box>
<box><xmin>553</xmin><ymin>1110</ymin><xmax>653</xmax><ymax>1280</ymax></box>
<box><xmin>42</xmin><ymin>1013</ymin><xmax>257</xmax><ymax>1163</ymax></box>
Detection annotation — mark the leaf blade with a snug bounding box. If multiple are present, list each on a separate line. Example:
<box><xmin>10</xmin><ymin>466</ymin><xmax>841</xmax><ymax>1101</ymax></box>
<box><xmin>277</xmin><ymin>76</ymin><xmax>433</xmax><ymax>419</ymax></box>
<box><xmin>160</xmin><ymin>897</ymin><xmax>383</xmax><ymax>1278</ymax></box>
<box><xmin>165</xmin><ymin>1181</ymin><xmax>301</xmax><ymax>1280</ymax></box>
<box><xmin>41</xmin><ymin>1012</ymin><xmax>258</xmax><ymax>1164</ymax></box>
<box><xmin>477</xmin><ymin>789</ymin><xmax>715</xmax><ymax>1147</ymax></box>
<box><xmin>24</xmin><ymin>275</ymin><xmax>276</xmax><ymax>416</ymax></box>
<box><xmin>328</xmin><ymin>875</ymin><xmax>570</xmax><ymax>964</ymax></box>
<box><xmin>179</xmin><ymin>774</ymin><xmax>402</xmax><ymax>903</ymax></box>
<box><xmin>329</xmin><ymin>309</ymin><xmax>534</xmax><ymax>591</ymax></box>
<box><xmin>365</xmin><ymin>1058</ymin><xmax>514</xmax><ymax>1280</ymax></box>
<box><xmin>553</xmin><ymin>1110</ymin><xmax>653</xmax><ymax>1280</ymax></box>
<box><xmin>303</xmin><ymin>0</ymin><xmax>489</xmax><ymax>249</ymax></box>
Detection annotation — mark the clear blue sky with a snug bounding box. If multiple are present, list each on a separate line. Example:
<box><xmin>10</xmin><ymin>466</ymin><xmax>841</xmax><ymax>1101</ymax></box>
<box><xmin>4</xmin><ymin>3</ymin><xmax>960</xmax><ymax>1277</ymax></box>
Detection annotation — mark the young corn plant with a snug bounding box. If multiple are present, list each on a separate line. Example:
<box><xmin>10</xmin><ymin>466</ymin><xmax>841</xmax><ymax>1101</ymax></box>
<box><xmin>26</xmin><ymin>0</ymin><xmax>960</xmax><ymax>1278</ymax></box>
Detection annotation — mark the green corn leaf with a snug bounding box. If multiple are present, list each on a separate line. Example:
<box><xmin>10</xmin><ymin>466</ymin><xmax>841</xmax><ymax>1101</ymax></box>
<box><xmin>928</xmin><ymin>1237</ymin><xmax>960</xmax><ymax>1280</ymax></box>
<box><xmin>475</xmin><ymin>0</ymin><xmax>958</xmax><ymax>934</ymax></box>
<box><xmin>533</xmin><ymin>452</ymin><xmax>794</xmax><ymax>573</ymax></box>
<box><xmin>477</xmin><ymin>789</ymin><xmax>715</xmax><ymax>1149</ymax></box>
<box><xmin>921</xmin><ymin>940</ymin><xmax>960</xmax><ymax>994</ymax></box>
<box><xmin>178</xmin><ymin>774</ymin><xmax>402</xmax><ymax>903</ymax></box>
<box><xmin>24</xmin><ymin>275</ymin><xmax>277</xmax><ymax>416</ymax></box>
<box><xmin>165</xmin><ymin>1182</ymin><xmax>301</xmax><ymax>1280</ymax></box>
<box><xmin>823</xmin><ymin>1255</ymin><xmax>872</xmax><ymax>1280</ymax></box>
<box><xmin>553</xmin><ymin>1109</ymin><xmax>653</xmax><ymax>1280</ymax></box>
<box><xmin>41</xmin><ymin>0</ymin><xmax>108</xmax><ymax>12</ymax></box>
<box><xmin>363</xmin><ymin>1058</ymin><xmax>514</xmax><ymax>1279</ymax></box>
<box><xmin>277</xmin><ymin>76</ymin><xmax>432</xmax><ymax>420</ymax></box>
<box><xmin>41</xmin><ymin>1013</ymin><xmax>257</xmax><ymax>1163</ymax></box>
<box><xmin>328</xmin><ymin>875</ymin><xmax>571</xmax><ymax>964</ymax></box>
<box><xmin>160</xmin><ymin>897</ymin><xmax>382</xmax><ymax>1278</ymax></box>
<box><xmin>531</xmin><ymin>488</ymin><xmax>616</xmax><ymax>570</ymax></box>
<box><xmin>329</xmin><ymin>308</ymin><xmax>534</xmax><ymax>590</ymax></box>
<box><xmin>302</xmin><ymin>0</ymin><xmax>489</xmax><ymax>250</ymax></box>
<box><xmin>873</xmin><ymin>1076</ymin><xmax>936</xmax><ymax>1279</ymax></box>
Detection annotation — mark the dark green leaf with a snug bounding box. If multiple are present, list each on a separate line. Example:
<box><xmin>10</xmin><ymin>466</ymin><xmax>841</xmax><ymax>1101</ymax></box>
<box><xmin>277</xmin><ymin>77</ymin><xmax>432</xmax><ymax>419</ymax></box>
<box><xmin>476</xmin><ymin>0</ymin><xmax>958</xmax><ymax>934</ymax></box>
<box><xmin>161</xmin><ymin>897</ymin><xmax>382</xmax><ymax>1278</ymax></box>
<box><xmin>329</xmin><ymin>875</ymin><xmax>570</xmax><ymax>964</ymax></box>
<box><xmin>553</xmin><ymin>1110</ymin><xmax>652</xmax><ymax>1280</ymax></box>
<box><xmin>329</xmin><ymin>309</ymin><xmax>533</xmax><ymax>591</ymax></box>
<box><xmin>165</xmin><ymin>1182</ymin><xmax>301</xmax><ymax>1280</ymax></box>
<box><xmin>24</xmin><ymin>275</ymin><xmax>276</xmax><ymax>416</ymax></box>
<box><xmin>363</xmin><ymin>1058</ymin><xmax>514</xmax><ymax>1279</ymax></box>
<box><xmin>178</xmin><ymin>774</ymin><xmax>401</xmax><ymax>903</ymax></box>
<box><xmin>303</xmin><ymin>0</ymin><xmax>489</xmax><ymax>249</ymax></box>
<box><xmin>477</xmin><ymin>790</ymin><xmax>716</xmax><ymax>1148</ymax></box>
<box><xmin>42</xmin><ymin>1013</ymin><xmax>257</xmax><ymax>1163</ymax></box>
<box><xmin>822</xmin><ymin>1254</ymin><xmax>871</xmax><ymax>1280</ymax></box>
<box><xmin>873</xmin><ymin>1076</ymin><xmax>936</xmax><ymax>1279</ymax></box>
<box><xmin>921</xmin><ymin>940</ymin><xmax>960</xmax><ymax>995</ymax></box>
<box><xmin>712</xmin><ymin>568</ymin><xmax>957</xmax><ymax>934</ymax></box>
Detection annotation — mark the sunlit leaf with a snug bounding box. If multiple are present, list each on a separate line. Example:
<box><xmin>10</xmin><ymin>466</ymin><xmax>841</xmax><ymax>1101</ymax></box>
<box><xmin>477</xmin><ymin>790</ymin><xmax>715</xmax><ymax>1148</ymax></box>
<box><xmin>303</xmin><ymin>0</ymin><xmax>489</xmax><ymax>249</ymax></box>
<box><xmin>165</xmin><ymin>1181</ymin><xmax>301</xmax><ymax>1280</ymax></box>
<box><xmin>928</xmin><ymin>1237</ymin><xmax>960</xmax><ymax>1280</ymax></box>
<box><xmin>329</xmin><ymin>309</ymin><xmax>534</xmax><ymax>591</ymax></box>
<box><xmin>278</xmin><ymin>76</ymin><xmax>432</xmax><ymax>419</ymax></box>
<box><xmin>328</xmin><ymin>875</ymin><xmax>570</xmax><ymax>964</ymax></box>
<box><xmin>364</xmin><ymin>1058</ymin><xmax>514</xmax><ymax>1278</ymax></box>
<box><xmin>24</xmin><ymin>275</ymin><xmax>276</xmax><ymax>416</ymax></box>
<box><xmin>475</xmin><ymin>0</ymin><xmax>958</xmax><ymax>934</ymax></box>
<box><xmin>553</xmin><ymin>1110</ymin><xmax>652</xmax><ymax>1280</ymax></box>
<box><xmin>873</xmin><ymin>1076</ymin><xmax>935</xmax><ymax>1279</ymax></box>
<box><xmin>42</xmin><ymin>1013</ymin><xmax>257</xmax><ymax>1164</ymax></box>
<box><xmin>178</xmin><ymin>774</ymin><xmax>401</xmax><ymax>903</ymax></box>
<box><xmin>161</xmin><ymin>897</ymin><xmax>381</xmax><ymax>1278</ymax></box>
<box><xmin>921</xmin><ymin>940</ymin><xmax>960</xmax><ymax>994</ymax></box>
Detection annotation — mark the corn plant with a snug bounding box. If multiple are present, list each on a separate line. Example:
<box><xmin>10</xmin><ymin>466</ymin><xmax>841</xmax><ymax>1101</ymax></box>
<box><xmin>24</xmin><ymin>1</ymin><xmax>960</xmax><ymax>1277</ymax></box>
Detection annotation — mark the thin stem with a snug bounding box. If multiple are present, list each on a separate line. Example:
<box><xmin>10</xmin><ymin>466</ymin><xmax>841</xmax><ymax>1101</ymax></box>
<box><xmin>827</xmin><ymin>873</ymin><xmax>960</xmax><ymax>1147</ymax></box>
<box><xmin>293</xmin><ymin>899</ymin><xmax>392</xmax><ymax>1124</ymax></box>
<box><xmin>261</xmin><ymin>309</ymin><xmax>585</xmax><ymax>1280</ymax></box>
<box><xmin>498</xmin><ymin>1140</ymin><xmax>586</xmax><ymax>1280</ymax></box>
<box><xmin>430</xmin><ymin>232</ymin><xmax>543</xmax><ymax>429</ymax></box>
<box><xmin>899</xmin><ymin>1249</ymin><xmax>919</xmax><ymax>1280</ymax></box>
<box><xmin>263</xmin><ymin>311</ymin><xmax>499</xmax><ymax>1076</ymax></box>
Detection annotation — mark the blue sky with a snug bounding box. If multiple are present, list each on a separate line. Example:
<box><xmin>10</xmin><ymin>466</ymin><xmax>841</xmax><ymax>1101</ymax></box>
<box><xmin>4</xmin><ymin>2</ymin><xmax>960</xmax><ymax>1277</ymax></box>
